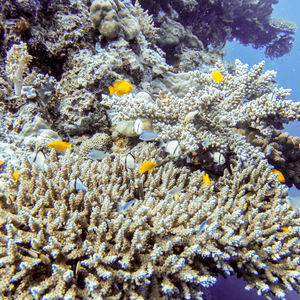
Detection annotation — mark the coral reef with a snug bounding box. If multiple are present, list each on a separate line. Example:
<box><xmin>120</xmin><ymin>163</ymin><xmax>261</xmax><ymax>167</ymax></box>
<box><xmin>0</xmin><ymin>0</ymin><xmax>299</xmax><ymax>299</ymax></box>
<box><xmin>104</xmin><ymin>59</ymin><xmax>300</xmax><ymax>159</ymax></box>
<box><xmin>90</xmin><ymin>0</ymin><xmax>140</xmax><ymax>40</ymax></box>
<box><xmin>0</xmin><ymin>143</ymin><xmax>300</xmax><ymax>299</ymax></box>
<box><xmin>138</xmin><ymin>0</ymin><xmax>296</xmax><ymax>60</ymax></box>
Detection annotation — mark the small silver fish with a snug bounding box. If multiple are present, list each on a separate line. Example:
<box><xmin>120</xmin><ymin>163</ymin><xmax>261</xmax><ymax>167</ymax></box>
<box><xmin>75</xmin><ymin>261</ymin><xmax>81</xmax><ymax>281</ymax></box>
<box><xmin>18</xmin><ymin>246</ymin><xmax>51</xmax><ymax>264</ymax></box>
<box><xmin>183</xmin><ymin>110</ymin><xmax>199</xmax><ymax>123</ymax></box>
<box><xmin>86</xmin><ymin>150</ymin><xmax>108</xmax><ymax>161</ymax></box>
<box><xmin>169</xmin><ymin>186</ymin><xmax>183</xmax><ymax>196</ymax></box>
<box><xmin>73</xmin><ymin>177</ymin><xmax>88</xmax><ymax>192</ymax></box>
<box><xmin>197</xmin><ymin>221</ymin><xmax>207</xmax><ymax>235</ymax></box>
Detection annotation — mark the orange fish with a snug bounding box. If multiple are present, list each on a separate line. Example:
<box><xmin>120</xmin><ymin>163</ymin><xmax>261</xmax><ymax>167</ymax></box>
<box><xmin>48</xmin><ymin>141</ymin><xmax>72</xmax><ymax>151</ymax></box>
<box><xmin>202</xmin><ymin>173</ymin><xmax>211</xmax><ymax>186</ymax></box>
<box><xmin>139</xmin><ymin>161</ymin><xmax>157</xmax><ymax>173</ymax></box>
<box><xmin>109</xmin><ymin>80</ymin><xmax>133</xmax><ymax>96</ymax></box>
<box><xmin>12</xmin><ymin>170</ymin><xmax>19</xmax><ymax>182</ymax></box>
<box><xmin>211</xmin><ymin>70</ymin><xmax>224</xmax><ymax>83</ymax></box>
<box><xmin>281</xmin><ymin>227</ymin><xmax>292</xmax><ymax>234</ymax></box>
<box><xmin>271</xmin><ymin>169</ymin><xmax>285</xmax><ymax>183</ymax></box>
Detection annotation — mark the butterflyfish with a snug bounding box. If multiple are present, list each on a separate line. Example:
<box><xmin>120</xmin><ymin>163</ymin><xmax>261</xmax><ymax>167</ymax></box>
<box><xmin>139</xmin><ymin>161</ymin><xmax>157</xmax><ymax>173</ymax></box>
<box><xmin>0</xmin><ymin>161</ymin><xmax>4</xmax><ymax>165</ymax></box>
<box><xmin>48</xmin><ymin>141</ymin><xmax>72</xmax><ymax>151</ymax></box>
<box><xmin>109</xmin><ymin>80</ymin><xmax>133</xmax><ymax>96</ymax></box>
<box><xmin>13</xmin><ymin>170</ymin><xmax>19</xmax><ymax>182</ymax></box>
<box><xmin>139</xmin><ymin>131</ymin><xmax>159</xmax><ymax>141</ymax></box>
<box><xmin>281</xmin><ymin>227</ymin><xmax>292</xmax><ymax>234</ymax></box>
<box><xmin>271</xmin><ymin>169</ymin><xmax>285</xmax><ymax>183</ymax></box>
<box><xmin>211</xmin><ymin>70</ymin><xmax>224</xmax><ymax>83</ymax></box>
<box><xmin>197</xmin><ymin>221</ymin><xmax>208</xmax><ymax>235</ymax></box>
<box><xmin>202</xmin><ymin>173</ymin><xmax>211</xmax><ymax>186</ymax></box>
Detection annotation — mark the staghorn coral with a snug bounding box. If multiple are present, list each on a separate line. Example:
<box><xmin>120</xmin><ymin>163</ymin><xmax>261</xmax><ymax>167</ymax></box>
<box><xmin>103</xmin><ymin>60</ymin><xmax>300</xmax><ymax>158</ymax></box>
<box><xmin>0</xmin><ymin>142</ymin><xmax>300</xmax><ymax>299</ymax></box>
<box><xmin>237</xmin><ymin>129</ymin><xmax>300</xmax><ymax>190</ymax></box>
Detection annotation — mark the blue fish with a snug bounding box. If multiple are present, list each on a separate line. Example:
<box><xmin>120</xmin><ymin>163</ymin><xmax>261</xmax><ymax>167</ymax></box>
<box><xmin>119</xmin><ymin>200</ymin><xmax>136</xmax><ymax>211</ymax></box>
<box><xmin>197</xmin><ymin>221</ymin><xmax>207</xmax><ymax>235</ymax></box>
<box><xmin>202</xmin><ymin>138</ymin><xmax>211</xmax><ymax>150</ymax></box>
<box><xmin>139</xmin><ymin>131</ymin><xmax>159</xmax><ymax>141</ymax></box>
<box><xmin>75</xmin><ymin>177</ymin><xmax>88</xmax><ymax>192</ymax></box>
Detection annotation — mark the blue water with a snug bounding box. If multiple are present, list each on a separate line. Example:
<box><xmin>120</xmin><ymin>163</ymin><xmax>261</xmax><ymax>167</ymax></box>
<box><xmin>215</xmin><ymin>1</ymin><xmax>300</xmax><ymax>299</ymax></box>
<box><xmin>225</xmin><ymin>0</ymin><xmax>300</xmax><ymax>198</ymax></box>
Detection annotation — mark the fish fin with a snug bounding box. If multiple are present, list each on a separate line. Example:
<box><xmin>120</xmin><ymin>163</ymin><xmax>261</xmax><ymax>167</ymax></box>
<box><xmin>109</xmin><ymin>86</ymin><xmax>115</xmax><ymax>95</ymax></box>
<box><xmin>67</xmin><ymin>143</ymin><xmax>72</xmax><ymax>149</ymax></box>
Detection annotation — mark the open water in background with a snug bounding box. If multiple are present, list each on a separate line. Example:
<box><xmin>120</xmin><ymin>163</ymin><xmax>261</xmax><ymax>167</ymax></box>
<box><xmin>225</xmin><ymin>0</ymin><xmax>300</xmax><ymax>199</ymax></box>
<box><xmin>211</xmin><ymin>0</ymin><xmax>300</xmax><ymax>299</ymax></box>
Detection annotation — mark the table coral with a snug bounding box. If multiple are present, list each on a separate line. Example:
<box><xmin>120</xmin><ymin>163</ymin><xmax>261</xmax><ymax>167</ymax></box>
<box><xmin>0</xmin><ymin>141</ymin><xmax>299</xmax><ymax>299</ymax></box>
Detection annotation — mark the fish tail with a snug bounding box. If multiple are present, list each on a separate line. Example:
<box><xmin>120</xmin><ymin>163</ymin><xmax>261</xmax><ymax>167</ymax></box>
<box><xmin>67</xmin><ymin>143</ymin><xmax>72</xmax><ymax>149</ymax></box>
<box><xmin>108</xmin><ymin>86</ymin><xmax>115</xmax><ymax>95</ymax></box>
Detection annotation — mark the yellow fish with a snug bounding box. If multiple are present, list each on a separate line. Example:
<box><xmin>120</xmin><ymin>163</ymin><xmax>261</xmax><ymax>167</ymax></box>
<box><xmin>281</xmin><ymin>227</ymin><xmax>292</xmax><ymax>234</ymax></box>
<box><xmin>174</xmin><ymin>194</ymin><xmax>179</xmax><ymax>200</ymax></box>
<box><xmin>202</xmin><ymin>173</ymin><xmax>211</xmax><ymax>186</ymax></box>
<box><xmin>0</xmin><ymin>161</ymin><xmax>5</xmax><ymax>165</ymax></box>
<box><xmin>139</xmin><ymin>161</ymin><xmax>157</xmax><ymax>173</ymax></box>
<box><xmin>211</xmin><ymin>70</ymin><xmax>224</xmax><ymax>83</ymax></box>
<box><xmin>271</xmin><ymin>169</ymin><xmax>285</xmax><ymax>183</ymax></box>
<box><xmin>13</xmin><ymin>170</ymin><xmax>19</xmax><ymax>182</ymax></box>
<box><xmin>109</xmin><ymin>80</ymin><xmax>133</xmax><ymax>96</ymax></box>
<box><xmin>48</xmin><ymin>141</ymin><xmax>72</xmax><ymax>151</ymax></box>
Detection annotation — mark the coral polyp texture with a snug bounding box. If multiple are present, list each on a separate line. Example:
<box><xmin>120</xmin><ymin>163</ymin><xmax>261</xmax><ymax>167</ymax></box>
<box><xmin>0</xmin><ymin>142</ymin><xmax>300</xmax><ymax>300</ymax></box>
<box><xmin>0</xmin><ymin>61</ymin><xmax>299</xmax><ymax>300</ymax></box>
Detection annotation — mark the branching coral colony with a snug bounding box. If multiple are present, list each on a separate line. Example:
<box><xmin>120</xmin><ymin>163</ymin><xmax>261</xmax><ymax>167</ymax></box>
<box><xmin>1</xmin><ymin>59</ymin><xmax>300</xmax><ymax>300</ymax></box>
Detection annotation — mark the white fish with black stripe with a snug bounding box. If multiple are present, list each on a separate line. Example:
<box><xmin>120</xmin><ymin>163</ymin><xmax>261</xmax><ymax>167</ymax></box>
<box><xmin>159</xmin><ymin>140</ymin><xmax>181</xmax><ymax>157</ymax></box>
<box><xmin>209</xmin><ymin>151</ymin><xmax>226</xmax><ymax>165</ymax></box>
<box><xmin>120</xmin><ymin>152</ymin><xmax>137</xmax><ymax>169</ymax></box>
<box><xmin>27</xmin><ymin>150</ymin><xmax>47</xmax><ymax>170</ymax></box>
